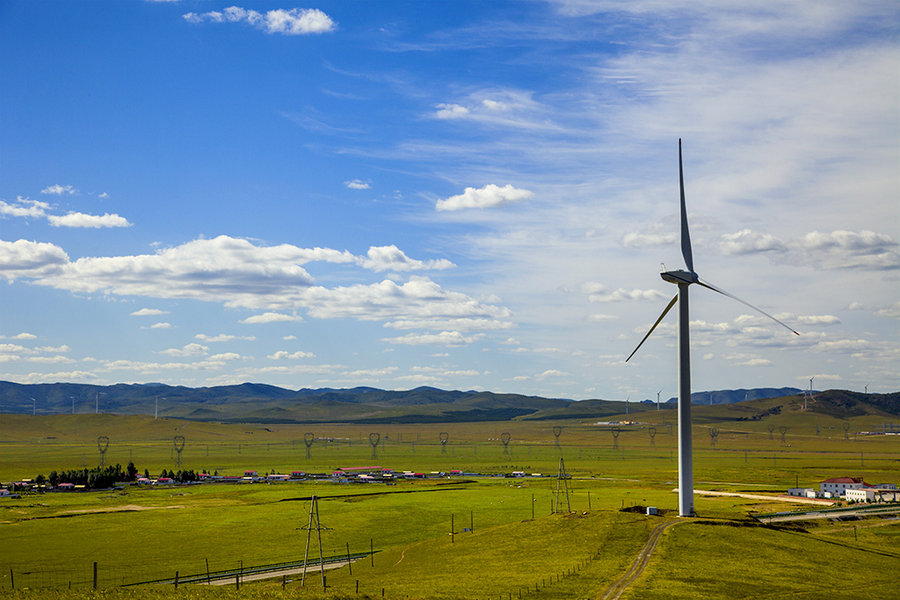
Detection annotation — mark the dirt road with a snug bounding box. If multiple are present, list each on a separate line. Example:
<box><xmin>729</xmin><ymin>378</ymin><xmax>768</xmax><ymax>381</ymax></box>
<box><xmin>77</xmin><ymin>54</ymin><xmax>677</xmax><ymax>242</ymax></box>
<box><xmin>598</xmin><ymin>520</ymin><xmax>678</xmax><ymax>600</ymax></box>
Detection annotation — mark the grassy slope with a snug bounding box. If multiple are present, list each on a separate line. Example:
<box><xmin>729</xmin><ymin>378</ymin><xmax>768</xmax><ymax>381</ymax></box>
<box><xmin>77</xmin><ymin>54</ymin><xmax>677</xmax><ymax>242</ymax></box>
<box><xmin>627</xmin><ymin>519</ymin><xmax>898</xmax><ymax>599</ymax></box>
<box><xmin>1</xmin><ymin>403</ymin><xmax>899</xmax><ymax>599</ymax></box>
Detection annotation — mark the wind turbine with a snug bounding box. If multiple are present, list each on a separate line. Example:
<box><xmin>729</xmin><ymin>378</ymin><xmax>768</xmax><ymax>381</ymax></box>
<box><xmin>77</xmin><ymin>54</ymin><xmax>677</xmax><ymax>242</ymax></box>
<box><xmin>626</xmin><ymin>139</ymin><xmax>799</xmax><ymax>517</ymax></box>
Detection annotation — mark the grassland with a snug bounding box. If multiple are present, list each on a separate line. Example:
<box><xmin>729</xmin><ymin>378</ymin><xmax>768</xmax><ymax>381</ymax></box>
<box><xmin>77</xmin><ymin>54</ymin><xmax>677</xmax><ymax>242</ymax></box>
<box><xmin>1</xmin><ymin>396</ymin><xmax>898</xmax><ymax>598</ymax></box>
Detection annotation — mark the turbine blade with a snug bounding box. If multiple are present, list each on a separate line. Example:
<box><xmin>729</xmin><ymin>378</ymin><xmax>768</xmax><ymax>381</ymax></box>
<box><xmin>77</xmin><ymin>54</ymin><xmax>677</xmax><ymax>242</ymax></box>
<box><xmin>696</xmin><ymin>277</ymin><xmax>800</xmax><ymax>336</ymax></box>
<box><xmin>679</xmin><ymin>138</ymin><xmax>695</xmax><ymax>273</ymax></box>
<box><xmin>626</xmin><ymin>294</ymin><xmax>679</xmax><ymax>362</ymax></box>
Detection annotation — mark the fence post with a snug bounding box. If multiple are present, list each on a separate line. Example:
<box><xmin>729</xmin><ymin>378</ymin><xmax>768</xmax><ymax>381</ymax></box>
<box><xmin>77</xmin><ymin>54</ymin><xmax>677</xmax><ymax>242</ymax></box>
<box><xmin>206</xmin><ymin>558</ymin><xmax>210</xmax><ymax>584</ymax></box>
<box><xmin>347</xmin><ymin>541</ymin><xmax>352</xmax><ymax>575</ymax></box>
<box><xmin>93</xmin><ymin>562</ymin><xmax>98</xmax><ymax>590</ymax></box>
<box><xmin>9</xmin><ymin>568</ymin><xmax>13</xmax><ymax>590</ymax></box>
<box><xmin>235</xmin><ymin>573</ymin><xmax>239</xmax><ymax>590</ymax></box>
<box><xmin>174</xmin><ymin>571</ymin><xmax>179</xmax><ymax>590</ymax></box>
<box><xmin>370</xmin><ymin>538</ymin><xmax>374</xmax><ymax>567</ymax></box>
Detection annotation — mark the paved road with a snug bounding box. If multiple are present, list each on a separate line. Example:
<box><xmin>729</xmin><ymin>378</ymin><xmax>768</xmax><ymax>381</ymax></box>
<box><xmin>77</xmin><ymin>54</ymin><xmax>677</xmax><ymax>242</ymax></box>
<box><xmin>756</xmin><ymin>506</ymin><xmax>900</xmax><ymax>524</ymax></box>
<box><xmin>690</xmin><ymin>489</ymin><xmax>834</xmax><ymax>506</ymax></box>
<box><xmin>598</xmin><ymin>520</ymin><xmax>679</xmax><ymax>600</ymax></box>
<box><xmin>202</xmin><ymin>559</ymin><xmax>355</xmax><ymax>586</ymax></box>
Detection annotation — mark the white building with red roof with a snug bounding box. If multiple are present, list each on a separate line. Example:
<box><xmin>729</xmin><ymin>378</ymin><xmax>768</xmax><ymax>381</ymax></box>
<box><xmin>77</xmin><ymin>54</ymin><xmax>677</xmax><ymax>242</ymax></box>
<box><xmin>820</xmin><ymin>477</ymin><xmax>869</xmax><ymax>497</ymax></box>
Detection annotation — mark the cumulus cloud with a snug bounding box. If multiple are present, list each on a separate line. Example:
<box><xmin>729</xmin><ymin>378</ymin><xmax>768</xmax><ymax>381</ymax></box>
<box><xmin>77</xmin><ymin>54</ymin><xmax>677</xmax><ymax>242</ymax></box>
<box><xmin>383</xmin><ymin>331</ymin><xmax>484</xmax><ymax>346</ymax></box>
<box><xmin>588</xmin><ymin>287</ymin><xmax>669</xmax><ymax>302</ymax></box>
<box><xmin>48</xmin><ymin>212</ymin><xmax>131</xmax><ymax>228</ymax></box>
<box><xmin>41</xmin><ymin>184</ymin><xmax>75</xmax><ymax>195</ymax></box>
<box><xmin>383</xmin><ymin>318</ymin><xmax>512</xmax><ymax>331</ymax></box>
<box><xmin>622</xmin><ymin>232</ymin><xmax>677</xmax><ymax>247</ymax></box>
<box><xmin>240</xmin><ymin>312</ymin><xmax>303</xmax><ymax>324</ymax></box>
<box><xmin>148</xmin><ymin>322</ymin><xmax>172</xmax><ymax>329</ymax></box>
<box><xmin>195</xmin><ymin>333</ymin><xmax>255</xmax><ymax>342</ymax></box>
<box><xmin>436</xmin><ymin>184</ymin><xmax>533</xmax><ymax>211</ymax></box>
<box><xmin>1</xmin><ymin>196</ymin><xmax>129</xmax><ymax>228</ymax></box>
<box><xmin>11</xmin><ymin>333</ymin><xmax>37</xmax><ymax>340</ymax></box>
<box><xmin>587</xmin><ymin>313</ymin><xmax>618</xmax><ymax>322</ymax></box>
<box><xmin>183</xmin><ymin>6</ymin><xmax>335</xmax><ymax>35</ymax></box>
<box><xmin>344</xmin><ymin>179</ymin><xmax>370</xmax><ymax>190</ymax></box>
<box><xmin>875</xmin><ymin>302</ymin><xmax>900</xmax><ymax>319</ymax></box>
<box><xmin>1</xmin><ymin>237</ymin><xmax>510</xmax><ymax>337</ymax></box>
<box><xmin>159</xmin><ymin>343</ymin><xmax>208</xmax><ymax>357</ymax></box>
<box><xmin>795</xmin><ymin>314</ymin><xmax>841</xmax><ymax>326</ymax></box>
<box><xmin>0</xmin><ymin>197</ymin><xmax>51</xmax><ymax>218</ymax></box>
<box><xmin>795</xmin><ymin>230</ymin><xmax>899</xmax><ymax>270</ymax></box>
<box><xmin>130</xmin><ymin>308</ymin><xmax>169</xmax><ymax>316</ymax></box>
<box><xmin>0</xmin><ymin>239</ymin><xmax>69</xmax><ymax>279</ymax></box>
<box><xmin>267</xmin><ymin>350</ymin><xmax>315</xmax><ymax>360</ymax></box>
<box><xmin>434</xmin><ymin>103</ymin><xmax>470</xmax><ymax>119</ymax></box>
<box><xmin>718</xmin><ymin>229</ymin><xmax>787</xmax><ymax>255</ymax></box>
<box><xmin>358</xmin><ymin>245</ymin><xmax>454</xmax><ymax>272</ymax></box>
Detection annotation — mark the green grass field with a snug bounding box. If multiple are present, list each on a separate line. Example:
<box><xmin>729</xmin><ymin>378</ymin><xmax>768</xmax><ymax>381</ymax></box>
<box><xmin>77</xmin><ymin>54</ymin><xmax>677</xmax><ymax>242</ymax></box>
<box><xmin>1</xmin><ymin>404</ymin><xmax>898</xmax><ymax>598</ymax></box>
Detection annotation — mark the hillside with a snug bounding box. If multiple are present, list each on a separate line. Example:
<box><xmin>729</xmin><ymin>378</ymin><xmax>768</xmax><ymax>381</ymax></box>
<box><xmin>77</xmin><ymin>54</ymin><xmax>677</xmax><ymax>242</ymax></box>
<box><xmin>1</xmin><ymin>381</ymin><xmax>895</xmax><ymax>423</ymax></box>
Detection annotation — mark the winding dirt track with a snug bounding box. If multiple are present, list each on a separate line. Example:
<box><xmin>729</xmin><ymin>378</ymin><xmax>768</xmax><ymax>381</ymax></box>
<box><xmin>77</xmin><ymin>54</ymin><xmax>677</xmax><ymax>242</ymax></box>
<box><xmin>598</xmin><ymin>520</ymin><xmax>679</xmax><ymax>600</ymax></box>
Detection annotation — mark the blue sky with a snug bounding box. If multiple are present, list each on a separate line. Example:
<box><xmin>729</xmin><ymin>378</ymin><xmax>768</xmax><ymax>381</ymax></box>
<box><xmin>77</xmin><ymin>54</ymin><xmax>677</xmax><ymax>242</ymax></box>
<box><xmin>1</xmin><ymin>0</ymin><xmax>898</xmax><ymax>402</ymax></box>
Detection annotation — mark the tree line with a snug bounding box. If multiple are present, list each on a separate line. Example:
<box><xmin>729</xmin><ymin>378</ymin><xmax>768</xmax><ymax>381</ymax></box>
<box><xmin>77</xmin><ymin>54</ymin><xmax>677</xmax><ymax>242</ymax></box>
<box><xmin>30</xmin><ymin>462</ymin><xmax>201</xmax><ymax>490</ymax></box>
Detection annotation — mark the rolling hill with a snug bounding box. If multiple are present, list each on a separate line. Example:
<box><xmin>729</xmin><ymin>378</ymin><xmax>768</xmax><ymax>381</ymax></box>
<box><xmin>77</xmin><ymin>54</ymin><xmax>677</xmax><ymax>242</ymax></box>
<box><xmin>0</xmin><ymin>381</ymin><xmax>895</xmax><ymax>423</ymax></box>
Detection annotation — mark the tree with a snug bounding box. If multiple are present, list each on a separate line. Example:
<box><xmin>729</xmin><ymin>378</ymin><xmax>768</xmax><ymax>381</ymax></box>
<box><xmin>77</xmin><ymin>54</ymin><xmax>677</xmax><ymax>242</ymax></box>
<box><xmin>126</xmin><ymin>461</ymin><xmax>138</xmax><ymax>481</ymax></box>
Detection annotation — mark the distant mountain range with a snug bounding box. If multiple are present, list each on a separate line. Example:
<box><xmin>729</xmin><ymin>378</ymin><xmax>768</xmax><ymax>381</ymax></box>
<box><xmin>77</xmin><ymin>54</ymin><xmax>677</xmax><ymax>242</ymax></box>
<box><xmin>0</xmin><ymin>381</ymin><xmax>895</xmax><ymax>423</ymax></box>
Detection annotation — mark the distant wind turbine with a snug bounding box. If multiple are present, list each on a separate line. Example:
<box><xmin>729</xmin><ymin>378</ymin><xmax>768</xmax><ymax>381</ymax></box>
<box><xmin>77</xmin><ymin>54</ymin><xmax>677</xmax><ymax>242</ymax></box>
<box><xmin>626</xmin><ymin>139</ymin><xmax>799</xmax><ymax>517</ymax></box>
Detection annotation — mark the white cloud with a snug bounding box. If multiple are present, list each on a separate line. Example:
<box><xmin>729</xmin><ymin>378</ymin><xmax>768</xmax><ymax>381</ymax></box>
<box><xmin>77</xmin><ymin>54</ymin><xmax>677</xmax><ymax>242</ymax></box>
<box><xmin>344</xmin><ymin>179</ymin><xmax>371</xmax><ymax>190</ymax></box>
<box><xmin>622</xmin><ymin>232</ymin><xmax>677</xmax><ymax>247</ymax></box>
<box><xmin>0</xmin><ymin>197</ymin><xmax>50</xmax><ymax>218</ymax></box>
<box><xmin>48</xmin><ymin>212</ymin><xmax>132</xmax><ymax>228</ymax></box>
<box><xmin>436</xmin><ymin>184</ymin><xmax>533</xmax><ymax>211</ymax></box>
<box><xmin>240</xmin><ymin>312</ymin><xmax>303</xmax><ymax>324</ymax></box>
<box><xmin>795</xmin><ymin>314</ymin><xmax>841</xmax><ymax>326</ymax></box>
<box><xmin>267</xmin><ymin>350</ymin><xmax>315</xmax><ymax>360</ymax></box>
<box><xmin>589</xmin><ymin>288</ymin><xmax>669</xmax><ymax>302</ymax></box>
<box><xmin>131</xmin><ymin>308</ymin><xmax>169</xmax><ymax>316</ymax></box>
<box><xmin>383</xmin><ymin>331</ymin><xmax>484</xmax><ymax>346</ymax></box>
<box><xmin>159</xmin><ymin>343</ymin><xmax>208</xmax><ymax>357</ymax></box>
<box><xmin>0</xmin><ymin>239</ymin><xmax>69</xmax><ymax>279</ymax></box>
<box><xmin>383</xmin><ymin>318</ymin><xmax>512</xmax><ymax>331</ymax></box>
<box><xmin>2</xmin><ymin>196</ymin><xmax>129</xmax><ymax>229</ymax></box>
<box><xmin>195</xmin><ymin>333</ymin><xmax>255</xmax><ymax>342</ymax></box>
<box><xmin>11</xmin><ymin>333</ymin><xmax>37</xmax><ymax>340</ymax></box>
<box><xmin>41</xmin><ymin>184</ymin><xmax>75</xmax><ymax>195</ymax></box>
<box><xmin>535</xmin><ymin>369</ymin><xmax>569</xmax><ymax>379</ymax></box>
<box><xmin>149</xmin><ymin>322</ymin><xmax>172</xmax><ymax>329</ymax></box>
<box><xmin>794</xmin><ymin>230</ymin><xmax>899</xmax><ymax>270</ymax></box>
<box><xmin>587</xmin><ymin>313</ymin><xmax>618</xmax><ymax>322</ymax></box>
<box><xmin>358</xmin><ymin>245</ymin><xmax>454</xmax><ymax>272</ymax></box>
<box><xmin>283</xmin><ymin>335</ymin><xmax>297</xmax><ymax>340</ymax></box>
<box><xmin>435</xmin><ymin>103</ymin><xmax>470</xmax><ymax>119</ymax></box>
<box><xmin>718</xmin><ymin>229</ymin><xmax>787</xmax><ymax>255</ymax></box>
<box><xmin>183</xmin><ymin>6</ymin><xmax>335</xmax><ymax>35</ymax></box>
<box><xmin>875</xmin><ymin>302</ymin><xmax>900</xmax><ymax>319</ymax></box>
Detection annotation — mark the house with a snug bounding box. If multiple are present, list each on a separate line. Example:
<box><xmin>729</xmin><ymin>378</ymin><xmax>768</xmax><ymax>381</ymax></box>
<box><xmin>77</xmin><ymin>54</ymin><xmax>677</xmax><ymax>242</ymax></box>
<box><xmin>57</xmin><ymin>482</ymin><xmax>76</xmax><ymax>491</ymax></box>
<box><xmin>266</xmin><ymin>474</ymin><xmax>290</xmax><ymax>483</ymax></box>
<box><xmin>820</xmin><ymin>477</ymin><xmax>869</xmax><ymax>497</ymax></box>
<box><xmin>154</xmin><ymin>477</ymin><xmax>174</xmax><ymax>485</ymax></box>
<box><xmin>290</xmin><ymin>471</ymin><xmax>306</xmax><ymax>479</ymax></box>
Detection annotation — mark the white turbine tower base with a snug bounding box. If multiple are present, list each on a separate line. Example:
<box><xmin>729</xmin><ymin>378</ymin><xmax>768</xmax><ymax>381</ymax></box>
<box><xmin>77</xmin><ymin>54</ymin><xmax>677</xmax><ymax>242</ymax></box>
<box><xmin>626</xmin><ymin>139</ymin><xmax>799</xmax><ymax>518</ymax></box>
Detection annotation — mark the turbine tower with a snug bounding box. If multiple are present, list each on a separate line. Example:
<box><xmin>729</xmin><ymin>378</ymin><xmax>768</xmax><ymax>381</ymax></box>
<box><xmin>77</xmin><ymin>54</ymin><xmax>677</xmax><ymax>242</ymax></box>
<box><xmin>626</xmin><ymin>139</ymin><xmax>799</xmax><ymax>517</ymax></box>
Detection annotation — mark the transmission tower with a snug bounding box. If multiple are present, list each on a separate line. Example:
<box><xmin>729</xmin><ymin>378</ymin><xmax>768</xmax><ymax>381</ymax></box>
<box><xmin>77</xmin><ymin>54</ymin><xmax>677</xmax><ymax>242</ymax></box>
<box><xmin>300</xmin><ymin>495</ymin><xmax>330</xmax><ymax>590</ymax></box>
<box><xmin>554</xmin><ymin>458</ymin><xmax>571</xmax><ymax>514</ymax></box>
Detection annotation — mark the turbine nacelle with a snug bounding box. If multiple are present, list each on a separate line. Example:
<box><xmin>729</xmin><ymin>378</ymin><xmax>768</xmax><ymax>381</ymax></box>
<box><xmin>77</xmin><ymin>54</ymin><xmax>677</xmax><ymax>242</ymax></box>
<box><xmin>661</xmin><ymin>269</ymin><xmax>698</xmax><ymax>285</ymax></box>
